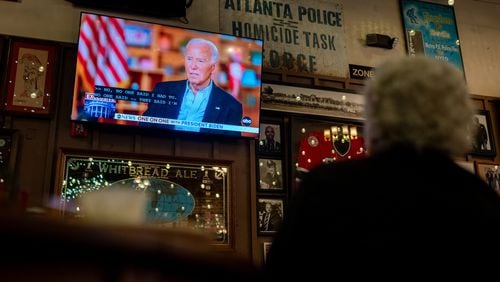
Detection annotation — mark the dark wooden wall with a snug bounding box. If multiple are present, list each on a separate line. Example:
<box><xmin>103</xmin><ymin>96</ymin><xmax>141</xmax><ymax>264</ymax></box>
<box><xmin>1</xmin><ymin>35</ymin><xmax>499</xmax><ymax>265</ymax></box>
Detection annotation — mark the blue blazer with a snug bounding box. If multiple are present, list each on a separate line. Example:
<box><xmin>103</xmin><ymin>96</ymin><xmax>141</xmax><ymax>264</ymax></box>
<box><xmin>142</xmin><ymin>80</ymin><xmax>243</xmax><ymax>135</ymax></box>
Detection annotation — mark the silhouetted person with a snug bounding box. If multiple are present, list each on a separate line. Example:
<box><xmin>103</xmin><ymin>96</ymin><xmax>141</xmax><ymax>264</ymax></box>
<box><xmin>264</xmin><ymin>56</ymin><xmax>500</xmax><ymax>279</ymax></box>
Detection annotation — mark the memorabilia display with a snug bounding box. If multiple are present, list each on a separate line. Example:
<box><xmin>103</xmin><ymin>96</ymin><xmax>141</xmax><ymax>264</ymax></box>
<box><xmin>4</xmin><ymin>38</ymin><xmax>59</xmax><ymax>116</ymax></box>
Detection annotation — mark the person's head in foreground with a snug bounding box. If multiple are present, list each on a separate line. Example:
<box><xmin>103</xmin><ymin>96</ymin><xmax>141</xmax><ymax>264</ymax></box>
<box><xmin>263</xmin><ymin>56</ymin><xmax>497</xmax><ymax>278</ymax></box>
<box><xmin>363</xmin><ymin>55</ymin><xmax>473</xmax><ymax>157</ymax></box>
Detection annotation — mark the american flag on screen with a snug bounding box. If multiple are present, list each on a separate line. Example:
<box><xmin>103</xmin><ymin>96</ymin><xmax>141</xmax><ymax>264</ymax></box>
<box><xmin>77</xmin><ymin>14</ymin><xmax>129</xmax><ymax>92</ymax></box>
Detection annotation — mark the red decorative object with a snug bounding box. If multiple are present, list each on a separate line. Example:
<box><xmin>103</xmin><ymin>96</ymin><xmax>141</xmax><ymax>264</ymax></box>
<box><xmin>70</xmin><ymin>122</ymin><xmax>88</xmax><ymax>138</ymax></box>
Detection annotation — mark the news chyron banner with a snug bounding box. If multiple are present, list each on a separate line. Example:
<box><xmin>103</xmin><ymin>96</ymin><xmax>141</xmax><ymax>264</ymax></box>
<box><xmin>220</xmin><ymin>0</ymin><xmax>348</xmax><ymax>78</ymax></box>
<box><xmin>86</xmin><ymin>86</ymin><xmax>258</xmax><ymax>134</ymax></box>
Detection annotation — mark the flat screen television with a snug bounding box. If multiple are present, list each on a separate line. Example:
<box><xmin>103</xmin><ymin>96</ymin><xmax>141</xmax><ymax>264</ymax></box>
<box><xmin>71</xmin><ymin>12</ymin><xmax>263</xmax><ymax>138</ymax></box>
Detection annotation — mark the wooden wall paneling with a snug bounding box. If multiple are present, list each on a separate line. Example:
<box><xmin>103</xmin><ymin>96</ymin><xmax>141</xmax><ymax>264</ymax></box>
<box><xmin>0</xmin><ymin>35</ymin><xmax>9</xmax><ymax>114</ymax></box>
<box><xmin>139</xmin><ymin>134</ymin><xmax>176</xmax><ymax>156</ymax></box>
<box><xmin>41</xmin><ymin>42</ymin><xmax>64</xmax><ymax>203</ymax></box>
<box><xmin>11</xmin><ymin>118</ymin><xmax>50</xmax><ymax>206</ymax></box>
<box><xmin>54</xmin><ymin>46</ymin><xmax>93</xmax><ymax>150</ymax></box>
<box><xmin>212</xmin><ymin>138</ymin><xmax>252</xmax><ymax>256</ymax></box>
<box><xmin>487</xmin><ymin>99</ymin><xmax>500</xmax><ymax>164</ymax></box>
<box><xmin>175</xmin><ymin>137</ymin><xmax>215</xmax><ymax>159</ymax></box>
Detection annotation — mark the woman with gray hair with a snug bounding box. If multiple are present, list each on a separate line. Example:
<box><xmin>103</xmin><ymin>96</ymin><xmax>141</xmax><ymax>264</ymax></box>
<box><xmin>264</xmin><ymin>56</ymin><xmax>500</xmax><ymax>278</ymax></box>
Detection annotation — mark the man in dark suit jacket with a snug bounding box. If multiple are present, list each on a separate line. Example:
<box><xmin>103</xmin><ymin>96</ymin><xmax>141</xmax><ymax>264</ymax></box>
<box><xmin>142</xmin><ymin>38</ymin><xmax>242</xmax><ymax>135</ymax></box>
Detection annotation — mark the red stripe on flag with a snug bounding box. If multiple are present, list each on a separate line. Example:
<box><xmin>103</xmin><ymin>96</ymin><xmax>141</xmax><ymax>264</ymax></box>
<box><xmin>77</xmin><ymin>14</ymin><xmax>129</xmax><ymax>93</ymax></box>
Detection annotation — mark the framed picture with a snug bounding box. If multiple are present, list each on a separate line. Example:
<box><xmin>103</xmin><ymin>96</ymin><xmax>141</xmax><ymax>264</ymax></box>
<box><xmin>261</xmin><ymin>83</ymin><xmax>364</xmax><ymax>120</ymax></box>
<box><xmin>55</xmin><ymin>148</ymin><xmax>233</xmax><ymax>248</ymax></box>
<box><xmin>263</xmin><ymin>242</ymin><xmax>272</xmax><ymax>263</ymax></box>
<box><xmin>257</xmin><ymin>122</ymin><xmax>282</xmax><ymax>154</ymax></box>
<box><xmin>258</xmin><ymin>158</ymin><xmax>284</xmax><ymax>192</ymax></box>
<box><xmin>291</xmin><ymin>116</ymin><xmax>366</xmax><ymax>186</ymax></box>
<box><xmin>470</xmin><ymin>110</ymin><xmax>496</xmax><ymax>157</ymax></box>
<box><xmin>475</xmin><ymin>162</ymin><xmax>500</xmax><ymax>194</ymax></box>
<box><xmin>257</xmin><ymin>197</ymin><xmax>284</xmax><ymax>235</ymax></box>
<box><xmin>4</xmin><ymin>38</ymin><xmax>59</xmax><ymax>116</ymax></box>
<box><xmin>400</xmin><ymin>0</ymin><xmax>464</xmax><ymax>73</ymax></box>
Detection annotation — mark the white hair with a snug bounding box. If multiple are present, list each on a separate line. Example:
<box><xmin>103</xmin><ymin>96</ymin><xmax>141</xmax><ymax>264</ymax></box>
<box><xmin>363</xmin><ymin>55</ymin><xmax>474</xmax><ymax>156</ymax></box>
<box><xmin>186</xmin><ymin>38</ymin><xmax>219</xmax><ymax>64</ymax></box>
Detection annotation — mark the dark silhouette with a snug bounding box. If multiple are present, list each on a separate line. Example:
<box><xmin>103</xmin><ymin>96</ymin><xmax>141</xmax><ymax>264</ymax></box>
<box><xmin>264</xmin><ymin>56</ymin><xmax>500</xmax><ymax>278</ymax></box>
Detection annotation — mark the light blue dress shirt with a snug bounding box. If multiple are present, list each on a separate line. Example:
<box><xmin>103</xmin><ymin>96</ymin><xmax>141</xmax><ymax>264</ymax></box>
<box><xmin>175</xmin><ymin>80</ymin><xmax>212</xmax><ymax>132</ymax></box>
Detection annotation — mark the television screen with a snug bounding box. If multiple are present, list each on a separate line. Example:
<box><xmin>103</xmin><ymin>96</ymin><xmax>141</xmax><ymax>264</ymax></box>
<box><xmin>71</xmin><ymin>12</ymin><xmax>263</xmax><ymax>138</ymax></box>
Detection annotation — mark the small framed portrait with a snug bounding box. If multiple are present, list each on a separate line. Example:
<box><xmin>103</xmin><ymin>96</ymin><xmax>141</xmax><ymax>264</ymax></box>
<box><xmin>475</xmin><ymin>162</ymin><xmax>500</xmax><ymax>195</ymax></box>
<box><xmin>263</xmin><ymin>242</ymin><xmax>272</xmax><ymax>263</ymax></box>
<box><xmin>258</xmin><ymin>123</ymin><xmax>282</xmax><ymax>154</ymax></box>
<box><xmin>470</xmin><ymin>110</ymin><xmax>496</xmax><ymax>157</ymax></box>
<box><xmin>4</xmin><ymin>37</ymin><xmax>59</xmax><ymax>116</ymax></box>
<box><xmin>257</xmin><ymin>197</ymin><xmax>284</xmax><ymax>235</ymax></box>
<box><xmin>258</xmin><ymin>158</ymin><xmax>284</xmax><ymax>192</ymax></box>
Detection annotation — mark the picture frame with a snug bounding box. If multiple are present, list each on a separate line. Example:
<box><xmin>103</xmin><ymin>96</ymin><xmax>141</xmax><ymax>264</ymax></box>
<box><xmin>400</xmin><ymin>0</ymin><xmax>465</xmax><ymax>74</ymax></box>
<box><xmin>0</xmin><ymin>36</ymin><xmax>8</xmax><ymax>113</ymax></box>
<box><xmin>257</xmin><ymin>158</ymin><xmax>284</xmax><ymax>192</ymax></box>
<box><xmin>263</xmin><ymin>242</ymin><xmax>272</xmax><ymax>263</ymax></box>
<box><xmin>257</xmin><ymin>122</ymin><xmax>282</xmax><ymax>154</ymax></box>
<box><xmin>4</xmin><ymin>37</ymin><xmax>59</xmax><ymax>116</ymax></box>
<box><xmin>475</xmin><ymin>162</ymin><xmax>500</xmax><ymax>194</ymax></box>
<box><xmin>257</xmin><ymin>197</ymin><xmax>284</xmax><ymax>235</ymax></box>
<box><xmin>55</xmin><ymin>148</ymin><xmax>233</xmax><ymax>248</ymax></box>
<box><xmin>261</xmin><ymin>83</ymin><xmax>364</xmax><ymax>120</ymax></box>
<box><xmin>291</xmin><ymin>116</ymin><xmax>366</xmax><ymax>187</ymax></box>
<box><xmin>470</xmin><ymin>110</ymin><xmax>496</xmax><ymax>157</ymax></box>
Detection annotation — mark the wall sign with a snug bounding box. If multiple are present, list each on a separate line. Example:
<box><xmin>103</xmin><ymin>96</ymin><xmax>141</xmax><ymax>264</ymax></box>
<box><xmin>220</xmin><ymin>0</ymin><xmax>348</xmax><ymax>77</ymax></box>
<box><xmin>55</xmin><ymin>148</ymin><xmax>233</xmax><ymax>247</ymax></box>
<box><xmin>261</xmin><ymin>83</ymin><xmax>364</xmax><ymax>120</ymax></box>
<box><xmin>400</xmin><ymin>0</ymin><xmax>464</xmax><ymax>73</ymax></box>
<box><xmin>348</xmin><ymin>64</ymin><xmax>375</xmax><ymax>80</ymax></box>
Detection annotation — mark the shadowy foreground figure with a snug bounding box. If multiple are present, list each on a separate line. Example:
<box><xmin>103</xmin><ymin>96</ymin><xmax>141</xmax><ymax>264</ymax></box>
<box><xmin>264</xmin><ymin>56</ymin><xmax>500</xmax><ymax>278</ymax></box>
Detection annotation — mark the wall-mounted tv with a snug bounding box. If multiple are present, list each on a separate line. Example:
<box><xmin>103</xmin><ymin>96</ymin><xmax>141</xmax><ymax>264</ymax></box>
<box><xmin>71</xmin><ymin>12</ymin><xmax>263</xmax><ymax>138</ymax></box>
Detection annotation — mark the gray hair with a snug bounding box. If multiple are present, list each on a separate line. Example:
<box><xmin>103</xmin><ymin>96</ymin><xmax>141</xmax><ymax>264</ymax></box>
<box><xmin>363</xmin><ymin>55</ymin><xmax>474</xmax><ymax>156</ymax></box>
<box><xmin>186</xmin><ymin>38</ymin><xmax>219</xmax><ymax>64</ymax></box>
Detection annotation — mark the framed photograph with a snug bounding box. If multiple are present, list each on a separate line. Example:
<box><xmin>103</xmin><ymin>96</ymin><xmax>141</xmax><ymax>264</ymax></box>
<box><xmin>258</xmin><ymin>158</ymin><xmax>284</xmax><ymax>192</ymax></box>
<box><xmin>400</xmin><ymin>0</ymin><xmax>464</xmax><ymax>73</ymax></box>
<box><xmin>475</xmin><ymin>162</ymin><xmax>500</xmax><ymax>194</ymax></box>
<box><xmin>55</xmin><ymin>148</ymin><xmax>233</xmax><ymax>248</ymax></box>
<box><xmin>470</xmin><ymin>110</ymin><xmax>496</xmax><ymax>157</ymax></box>
<box><xmin>257</xmin><ymin>197</ymin><xmax>284</xmax><ymax>235</ymax></box>
<box><xmin>4</xmin><ymin>38</ymin><xmax>59</xmax><ymax>116</ymax></box>
<box><xmin>263</xmin><ymin>242</ymin><xmax>272</xmax><ymax>263</ymax></box>
<box><xmin>258</xmin><ymin>122</ymin><xmax>282</xmax><ymax>154</ymax></box>
<box><xmin>261</xmin><ymin>83</ymin><xmax>364</xmax><ymax>120</ymax></box>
